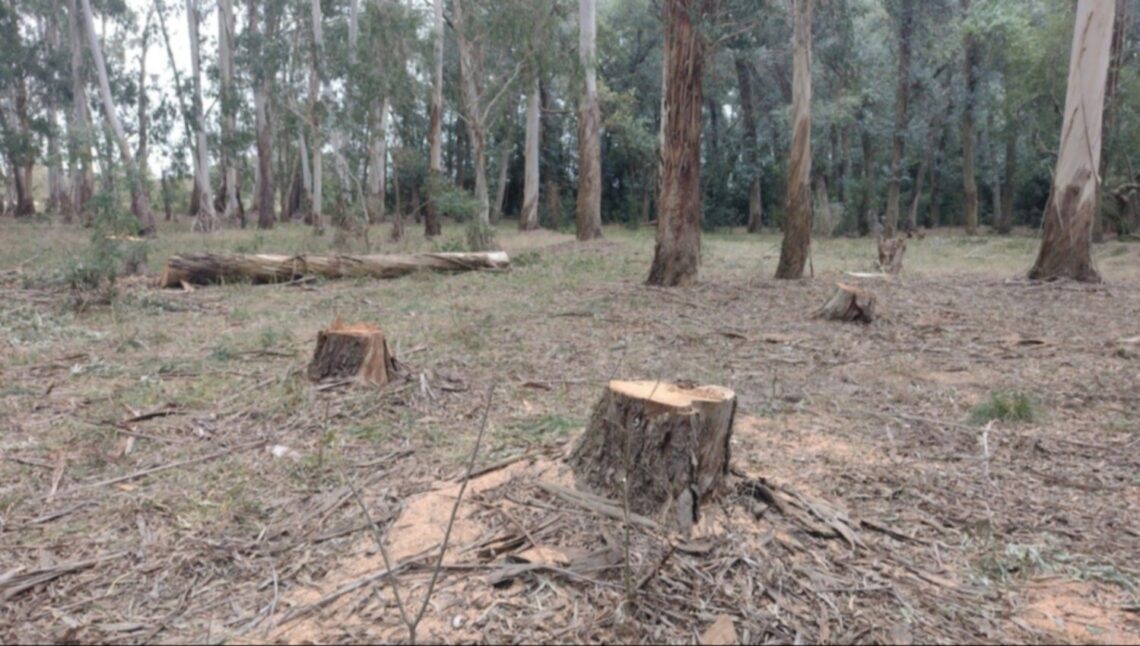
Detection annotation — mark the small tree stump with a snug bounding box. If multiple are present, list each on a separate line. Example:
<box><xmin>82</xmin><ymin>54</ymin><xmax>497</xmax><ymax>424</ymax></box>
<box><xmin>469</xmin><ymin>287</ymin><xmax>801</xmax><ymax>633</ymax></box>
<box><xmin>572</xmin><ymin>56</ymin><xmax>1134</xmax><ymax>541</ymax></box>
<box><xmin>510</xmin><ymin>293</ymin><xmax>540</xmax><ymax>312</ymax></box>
<box><xmin>568</xmin><ymin>380</ymin><xmax>737</xmax><ymax>533</ymax></box>
<box><xmin>816</xmin><ymin>283</ymin><xmax>875</xmax><ymax>323</ymax></box>
<box><xmin>307</xmin><ymin>321</ymin><xmax>397</xmax><ymax>386</ymax></box>
<box><xmin>877</xmin><ymin>235</ymin><xmax>907</xmax><ymax>274</ymax></box>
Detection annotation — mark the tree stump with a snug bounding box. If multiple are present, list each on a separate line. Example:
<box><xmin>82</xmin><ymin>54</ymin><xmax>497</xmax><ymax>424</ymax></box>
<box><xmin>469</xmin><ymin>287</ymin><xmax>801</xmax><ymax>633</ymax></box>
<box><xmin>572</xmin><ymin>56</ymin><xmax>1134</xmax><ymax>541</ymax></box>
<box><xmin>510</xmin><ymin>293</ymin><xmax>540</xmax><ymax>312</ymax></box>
<box><xmin>816</xmin><ymin>283</ymin><xmax>875</xmax><ymax>323</ymax></box>
<box><xmin>306</xmin><ymin>321</ymin><xmax>397</xmax><ymax>386</ymax></box>
<box><xmin>568</xmin><ymin>380</ymin><xmax>737</xmax><ymax>533</ymax></box>
<box><xmin>877</xmin><ymin>235</ymin><xmax>907</xmax><ymax>274</ymax></box>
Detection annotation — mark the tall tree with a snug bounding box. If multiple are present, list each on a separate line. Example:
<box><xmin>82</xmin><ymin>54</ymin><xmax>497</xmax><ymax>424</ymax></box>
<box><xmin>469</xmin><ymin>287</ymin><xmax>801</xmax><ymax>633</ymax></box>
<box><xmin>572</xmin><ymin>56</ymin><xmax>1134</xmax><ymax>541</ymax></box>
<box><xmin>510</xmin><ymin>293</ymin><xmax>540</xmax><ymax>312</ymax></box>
<box><xmin>520</xmin><ymin>76</ymin><xmax>540</xmax><ymax>231</ymax></box>
<box><xmin>249</xmin><ymin>0</ymin><xmax>277</xmax><ymax>229</ymax></box>
<box><xmin>186</xmin><ymin>0</ymin><xmax>217</xmax><ymax>231</ymax></box>
<box><xmin>66</xmin><ymin>0</ymin><xmax>94</xmax><ymax>221</ymax></box>
<box><xmin>774</xmin><ymin>0</ymin><xmax>813</xmax><ymax>279</ymax></box>
<box><xmin>884</xmin><ymin>0</ymin><xmax>915</xmax><ymax>237</ymax></box>
<box><xmin>80</xmin><ymin>0</ymin><xmax>157</xmax><ymax>234</ymax></box>
<box><xmin>424</xmin><ymin>0</ymin><xmax>443</xmax><ymax>236</ymax></box>
<box><xmin>308</xmin><ymin>0</ymin><xmax>324</xmax><ymax>233</ymax></box>
<box><xmin>735</xmin><ymin>55</ymin><xmax>762</xmax><ymax>233</ymax></box>
<box><xmin>960</xmin><ymin>0</ymin><xmax>979</xmax><ymax>235</ymax></box>
<box><xmin>575</xmin><ymin>0</ymin><xmax>603</xmax><ymax>240</ymax></box>
<box><xmin>646</xmin><ymin>0</ymin><xmax>712</xmax><ymax>286</ymax></box>
<box><xmin>1028</xmin><ymin>0</ymin><xmax>1114</xmax><ymax>282</ymax></box>
<box><xmin>1094</xmin><ymin>0</ymin><xmax>1128</xmax><ymax>243</ymax></box>
<box><xmin>217</xmin><ymin>0</ymin><xmax>240</xmax><ymax>222</ymax></box>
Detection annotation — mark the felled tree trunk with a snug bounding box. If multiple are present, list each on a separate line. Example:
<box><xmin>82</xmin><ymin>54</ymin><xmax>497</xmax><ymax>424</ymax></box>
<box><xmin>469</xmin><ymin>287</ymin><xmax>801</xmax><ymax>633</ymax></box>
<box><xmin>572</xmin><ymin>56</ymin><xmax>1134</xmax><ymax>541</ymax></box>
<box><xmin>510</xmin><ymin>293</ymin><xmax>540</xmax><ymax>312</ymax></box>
<box><xmin>816</xmin><ymin>283</ymin><xmax>875</xmax><ymax>323</ymax></box>
<box><xmin>307</xmin><ymin>321</ymin><xmax>395</xmax><ymax>386</ymax></box>
<box><xmin>877</xmin><ymin>236</ymin><xmax>907</xmax><ymax>274</ymax></box>
<box><xmin>569</xmin><ymin>380</ymin><xmax>737</xmax><ymax>533</ymax></box>
<box><xmin>159</xmin><ymin>251</ymin><xmax>510</xmax><ymax>287</ymax></box>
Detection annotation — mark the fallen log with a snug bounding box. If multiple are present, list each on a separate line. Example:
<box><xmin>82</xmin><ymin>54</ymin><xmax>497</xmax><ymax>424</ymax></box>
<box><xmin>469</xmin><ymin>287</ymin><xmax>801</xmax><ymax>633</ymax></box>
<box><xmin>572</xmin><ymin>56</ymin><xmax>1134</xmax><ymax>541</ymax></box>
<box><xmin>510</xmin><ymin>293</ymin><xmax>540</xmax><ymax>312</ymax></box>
<box><xmin>158</xmin><ymin>251</ymin><xmax>510</xmax><ymax>288</ymax></box>
<box><xmin>568</xmin><ymin>380</ymin><xmax>737</xmax><ymax>534</ymax></box>
<box><xmin>307</xmin><ymin>320</ymin><xmax>397</xmax><ymax>386</ymax></box>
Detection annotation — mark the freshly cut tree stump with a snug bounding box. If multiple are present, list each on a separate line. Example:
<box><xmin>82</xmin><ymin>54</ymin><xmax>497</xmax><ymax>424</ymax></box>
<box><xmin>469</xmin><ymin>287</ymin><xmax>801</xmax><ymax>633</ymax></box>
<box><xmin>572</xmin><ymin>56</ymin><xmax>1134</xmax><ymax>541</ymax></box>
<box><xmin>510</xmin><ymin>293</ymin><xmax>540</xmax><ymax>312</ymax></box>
<box><xmin>816</xmin><ymin>283</ymin><xmax>875</xmax><ymax>323</ymax></box>
<box><xmin>158</xmin><ymin>251</ymin><xmax>510</xmax><ymax>288</ymax></box>
<box><xmin>306</xmin><ymin>321</ymin><xmax>397</xmax><ymax>386</ymax></box>
<box><xmin>569</xmin><ymin>380</ymin><xmax>737</xmax><ymax>533</ymax></box>
<box><xmin>877</xmin><ymin>235</ymin><xmax>907</xmax><ymax>274</ymax></box>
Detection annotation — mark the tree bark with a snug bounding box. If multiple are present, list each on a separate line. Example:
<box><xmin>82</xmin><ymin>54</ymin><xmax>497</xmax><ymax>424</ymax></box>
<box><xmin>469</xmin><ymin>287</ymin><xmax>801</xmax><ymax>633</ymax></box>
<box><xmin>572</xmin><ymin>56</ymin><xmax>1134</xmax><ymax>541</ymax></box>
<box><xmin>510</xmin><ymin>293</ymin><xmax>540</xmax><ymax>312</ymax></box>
<box><xmin>816</xmin><ymin>283</ymin><xmax>875</xmax><ymax>323</ymax></box>
<box><xmin>859</xmin><ymin>125</ymin><xmax>875</xmax><ymax>236</ymax></box>
<box><xmin>66</xmin><ymin>0</ymin><xmax>94</xmax><ymax>221</ymax></box>
<box><xmin>885</xmin><ymin>0</ymin><xmax>914</xmax><ymax>237</ymax></box>
<box><xmin>1028</xmin><ymin>0</ymin><xmax>1114</xmax><ymax>283</ymax></box>
<box><xmin>46</xmin><ymin>8</ymin><xmax>68</xmax><ymax>216</ymax></box>
<box><xmin>961</xmin><ymin>0</ymin><xmax>979</xmax><ymax>235</ymax></box>
<box><xmin>218</xmin><ymin>0</ymin><xmax>239</xmax><ymax>222</ymax></box>
<box><xmin>493</xmin><ymin>131</ymin><xmax>512</xmax><ymax>222</ymax></box>
<box><xmin>309</xmin><ymin>0</ymin><xmax>324</xmax><ymax>234</ymax></box>
<box><xmin>575</xmin><ymin>0</ymin><xmax>603</xmax><ymax>240</ymax></box>
<box><xmin>1094</xmin><ymin>0</ymin><xmax>1127</xmax><ymax>243</ymax></box>
<box><xmin>735</xmin><ymin>56</ymin><xmax>763</xmax><ymax>233</ymax></box>
<box><xmin>424</xmin><ymin>0</ymin><xmax>444</xmax><ymax>237</ymax></box>
<box><xmin>251</xmin><ymin>0</ymin><xmax>276</xmax><ymax>229</ymax></box>
<box><xmin>520</xmin><ymin>77</ymin><xmax>541</xmax><ymax>231</ymax></box>
<box><xmin>775</xmin><ymin>0</ymin><xmax>813</xmax><ymax>280</ymax></box>
<box><xmin>368</xmin><ymin>101</ymin><xmax>389</xmax><ymax>223</ymax></box>
<box><xmin>186</xmin><ymin>0</ymin><xmax>217</xmax><ymax>232</ymax></box>
<box><xmin>80</xmin><ymin>0</ymin><xmax>156</xmax><ymax>235</ymax></box>
<box><xmin>307</xmin><ymin>321</ymin><xmax>396</xmax><ymax>387</ymax></box>
<box><xmin>998</xmin><ymin>129</ymin><xmax>1016</xmax><ymax>234</ymax></box>
<box><xmin>569</xmin><ymin>381</ymin><xmax>737</xmax><ymax>533</ymax></box>
<box><xmin>647</xmin><ymin>0</ymin><xmax>711</xmax><ymax>287</ymax></box>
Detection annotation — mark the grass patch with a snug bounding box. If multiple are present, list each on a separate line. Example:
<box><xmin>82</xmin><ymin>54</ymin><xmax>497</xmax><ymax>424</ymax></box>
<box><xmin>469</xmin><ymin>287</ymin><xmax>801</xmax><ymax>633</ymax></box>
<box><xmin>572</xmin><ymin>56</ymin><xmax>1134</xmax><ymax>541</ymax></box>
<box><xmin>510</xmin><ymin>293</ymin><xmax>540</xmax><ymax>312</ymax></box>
<box><xmin>969</xmin><ymin>390</ymin><xmax>1040</xmax><ymax>425</ymax></box>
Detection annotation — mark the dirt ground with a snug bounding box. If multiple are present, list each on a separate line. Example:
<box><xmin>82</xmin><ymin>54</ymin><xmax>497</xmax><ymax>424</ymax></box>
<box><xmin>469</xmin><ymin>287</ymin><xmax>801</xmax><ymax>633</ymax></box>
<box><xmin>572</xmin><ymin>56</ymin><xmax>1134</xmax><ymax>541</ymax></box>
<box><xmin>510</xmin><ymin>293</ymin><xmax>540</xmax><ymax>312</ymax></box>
<box><xmin>1</xmin><ymin>219</ymin><xmax>1139</xmax><ymax>644</ymax></box>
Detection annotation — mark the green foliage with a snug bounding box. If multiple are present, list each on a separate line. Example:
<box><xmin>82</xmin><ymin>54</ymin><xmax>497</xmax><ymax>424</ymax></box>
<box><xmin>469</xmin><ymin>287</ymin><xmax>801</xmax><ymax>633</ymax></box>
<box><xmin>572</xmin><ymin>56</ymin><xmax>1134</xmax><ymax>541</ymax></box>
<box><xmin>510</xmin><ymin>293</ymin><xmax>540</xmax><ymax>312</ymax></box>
<box><xmin>969</xmin><ymin>391</ymin><xmax>1040</xmax><ymax>425</ymax></box>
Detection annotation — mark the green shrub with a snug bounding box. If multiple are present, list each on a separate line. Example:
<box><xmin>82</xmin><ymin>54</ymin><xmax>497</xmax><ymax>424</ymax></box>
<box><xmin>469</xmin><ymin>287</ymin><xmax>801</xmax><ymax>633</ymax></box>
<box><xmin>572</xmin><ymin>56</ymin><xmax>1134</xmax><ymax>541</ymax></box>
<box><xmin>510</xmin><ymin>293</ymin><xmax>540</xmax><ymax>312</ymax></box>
<box><xmin>969</xmin><ymin>391</ymin><xmax>1040</xmax><ymax>425</ymax></box>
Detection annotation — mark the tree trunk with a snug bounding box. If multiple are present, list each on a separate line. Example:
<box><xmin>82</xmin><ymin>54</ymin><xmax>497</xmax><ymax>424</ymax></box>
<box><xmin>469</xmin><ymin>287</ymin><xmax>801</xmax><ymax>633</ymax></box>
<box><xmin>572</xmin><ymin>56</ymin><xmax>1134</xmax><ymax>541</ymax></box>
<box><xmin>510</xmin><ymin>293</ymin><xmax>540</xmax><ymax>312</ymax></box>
<box><xmin>961</xmin><ymin>0</ymin><xmax>979</xmax><ymax>235</ymax></box>
<box><xmin>309</xmin><ymin>0</ymin><xmax>324</xmax><ymax>234</ymax></box>
<box><xmin>136</xmin><ymin>9</ymin><xmax>152</xmax><ymax>202</ymax></box>
<box><xmin>368</xmin><ymin>101</ymin><xmax>389</xmax><ymax>223</ymax></box>
<box><xmin>424</xmin><ymin>0</ymin><xmax>444</xmax><ymax>237</ymax></box>
<box><xmin>647</xmin><ymin>0</ymin><xmax>711</xmax><ymax>287</ymax></box>
<box><xmin>493</xmin><ymin>133</ymin><xmax>511</xmax><ymax>222</ymax></box>
<box><xmin>218</xmin><ymin>0</ymin><xmax>238</xmax><ymax>221</ymax></box>
<box><xmin>544</xmin><ymin>178</ymin><xmax>562</xmax><ymax>230</ymax></box>
<box><xmin>453</xmin><ymin>0</ymin><xmax>492</xmax><ymax>229</ymax></box>
<box><xmin>159</xmin><ymin>251</ymin><xmax>511</xmax><ymax>287</ymax></box>
<box><xmin>735</xmin><ymin>55</ymin><xmax>763</xmax><ymax>233</ymax></box>
<box><xmin>251</xmin><ymin>0</ymin><xmax>275</xmax><ymax>229</ymax></box>
<box><xmin>569</xmin><ymin>381</ymin><xmax>737</xmax><ymax>533</ymax></box>
<box><xmin>575</xmin><ymin>0</ymin><xmax>603</xmax><ymax>240</ymax></box>
<box><xmin>66</xmin><ymin>0</ymin><xmax>94</xmax><ymax>222</ymax></box>
<box><xmin>520</xmin><ymin>77</ymin><xmax>541</xmax><ymax>231</ymax></box>
<box><xmin>81</xmin><ymin>0</ymin><xmax>156</xmax><ymax>235</ymax></box>
<box><xmin>775</xmin><ymin>0</ymin><xmax>813</xmax><ymax>280</ymax></box>
<box><xmin>812</xmin><ymin>174</ymin><xmax>831</xmax><ymax>238</ymax></box>
<box><xmin>186</xmin><ymin>0</ymin><xmax>217</xmax><ymax>232</ymax></box>
<box><xmin>46</xmin><ymin>9</ymin><xmax>68</xmax><ymax>215</ymax></box>
<box><xmin>1028</xmin><ymin>0</ymin><xmax>1114</xmax><ymax>283</ymax></box>
<box><xmin>161</xmin><ymin>172</ymin><xmax>173</xmax><ymax>221</ymax></box>
<box><xmin>859</xmin><ymin>125</ymin><xmax>875</xmax><ymax>236</ymax></box>
<box><xmin>1094</xmin><ymin>0</ymin><xmax>1127</xmax><ymax>243</ymax></box>
<box><xmin>998</xmin><ymin>129</ymin><xmax>1016</xmax><ymax>234</ymax></box>
<box><xmin>987</xmin><ymin>113</ymin><xmax>1002</xmax><ymax>232</ymax></box>
<box><xmin>885</xmin><ymin>0</ymin><xmax>913</xmax><ymax>237</ymax></box>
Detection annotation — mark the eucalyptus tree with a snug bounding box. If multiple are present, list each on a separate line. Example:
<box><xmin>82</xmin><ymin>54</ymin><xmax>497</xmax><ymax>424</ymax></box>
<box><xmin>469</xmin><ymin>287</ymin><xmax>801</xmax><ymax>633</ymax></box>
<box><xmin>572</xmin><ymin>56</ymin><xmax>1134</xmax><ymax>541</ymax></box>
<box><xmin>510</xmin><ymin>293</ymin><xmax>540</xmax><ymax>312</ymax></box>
<box><xmin>575</xmin><ymin>0</ymin><xmax>603</xmax><ymax>239</ymax></box>
<box><xmin>1029</xmin><ymin>0</ymin><xmax>1115</xmax><ymax>282</ymax></box>
<box><xmin>774</xmin><ymin>0</ymin><xmax>813</xmax><ymax>279</ymax></box>
<box><xmin>186</xmin><ymin>0</ymin><xmax>217</xmax><ymax>231</ymax></box>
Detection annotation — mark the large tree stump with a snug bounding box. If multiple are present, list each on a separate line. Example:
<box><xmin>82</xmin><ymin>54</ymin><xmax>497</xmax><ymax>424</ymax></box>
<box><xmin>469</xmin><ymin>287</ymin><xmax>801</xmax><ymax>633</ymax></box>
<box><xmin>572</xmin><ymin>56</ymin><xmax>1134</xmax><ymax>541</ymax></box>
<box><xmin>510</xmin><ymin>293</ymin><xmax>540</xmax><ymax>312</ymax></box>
<box><xmin>816</xmin><ymin>283</ymin><xmax>875</xmax><ymax>323</ymax></box>
<box><xmin>568</xmin><ymin>381</ymin><xmax>737</xmax><ymax>533</ymax></box>
<box><xmin>306</xmin><ymin>321</ymin><xmax>397</xmax><ymax>386</ymax></box>
<box><xmin>877</xmin><ymin>235</ymin><xmax>906</xmax><ymax>274</ymax></box>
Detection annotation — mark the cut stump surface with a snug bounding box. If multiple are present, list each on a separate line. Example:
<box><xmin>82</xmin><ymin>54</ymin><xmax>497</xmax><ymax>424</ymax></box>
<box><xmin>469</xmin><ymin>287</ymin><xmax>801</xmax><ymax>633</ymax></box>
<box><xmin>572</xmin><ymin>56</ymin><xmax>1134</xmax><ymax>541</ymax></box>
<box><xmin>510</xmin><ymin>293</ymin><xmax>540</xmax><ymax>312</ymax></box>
<box><xmin>306</xmin><ymin>321</ymin><xmax>396</xmax><ymax>386</ymax></box>
<box><xmin>569</xmin><ymin>380</ymin><xmax>737</xmax><ymax>533</ymax></box>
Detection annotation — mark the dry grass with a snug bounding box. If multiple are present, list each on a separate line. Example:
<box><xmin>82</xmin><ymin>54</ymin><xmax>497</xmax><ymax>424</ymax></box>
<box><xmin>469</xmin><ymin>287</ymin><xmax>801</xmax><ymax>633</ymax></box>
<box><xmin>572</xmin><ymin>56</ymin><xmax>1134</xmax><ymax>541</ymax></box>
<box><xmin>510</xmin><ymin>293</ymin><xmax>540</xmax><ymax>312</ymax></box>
<box><xmin>2</xmin><ymin>218</ymin><xmax>1139</xmax><ymax>643</ymax></box>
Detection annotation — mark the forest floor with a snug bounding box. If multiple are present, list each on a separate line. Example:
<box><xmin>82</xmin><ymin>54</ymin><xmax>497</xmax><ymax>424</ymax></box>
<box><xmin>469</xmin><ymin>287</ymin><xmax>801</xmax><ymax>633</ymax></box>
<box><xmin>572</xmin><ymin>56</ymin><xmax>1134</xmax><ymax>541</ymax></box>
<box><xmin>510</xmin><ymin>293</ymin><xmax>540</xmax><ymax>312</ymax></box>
<box><xmin>1</xmin><ymin>218</ymin><xmax>1139</xmax><ymax>645</ymax></box>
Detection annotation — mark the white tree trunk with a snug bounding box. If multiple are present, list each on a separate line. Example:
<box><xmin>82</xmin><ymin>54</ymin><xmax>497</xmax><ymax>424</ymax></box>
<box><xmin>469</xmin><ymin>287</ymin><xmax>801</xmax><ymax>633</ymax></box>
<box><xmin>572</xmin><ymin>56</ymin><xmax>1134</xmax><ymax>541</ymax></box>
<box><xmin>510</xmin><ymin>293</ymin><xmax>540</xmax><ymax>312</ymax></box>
<box><xmin>453</xmin><ymin>0</ymin><xmax>490</xmax><ymax>226</ymax></box>
<box><xmin>1029</xmin><ymin>0</ymin><xmax>1114</xmax><ymax>282</ymax></box>
<box><xmin>80</xmin><ymin>0</ymin><xmax>156</xmax><ymax>234</ymax></box>
<box><xmin>186</xmin><ymin>0</ymin><xmax>217</xmax><ymax>231</ymax></box>
<box><xmin>368</xmin><ymin>99</ymin><xmax>389</xmax><ymax>222</ymax></box>
<box><xmin>429</xmin><ymin>0</ymin><xmax>444</xmax><ymax>176</ymax></box>
<box><xmin>520</xmin><ymin>77</ymin><xmax>541</xmax><ymax>231</ymax></box>
<box><xmin>774</xmin><ymin>0</ymin><xmax>813</xmax><ymax>279</ymax></box>
<box><xmin>66</xmin><ymin>0</ymin><xmax>93</xmax><ymax>221</ymax></box>
<box><xmin>309</xmin><ymin>0</ymin><xmax>324</xmax><ymax>232</ymax></box>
